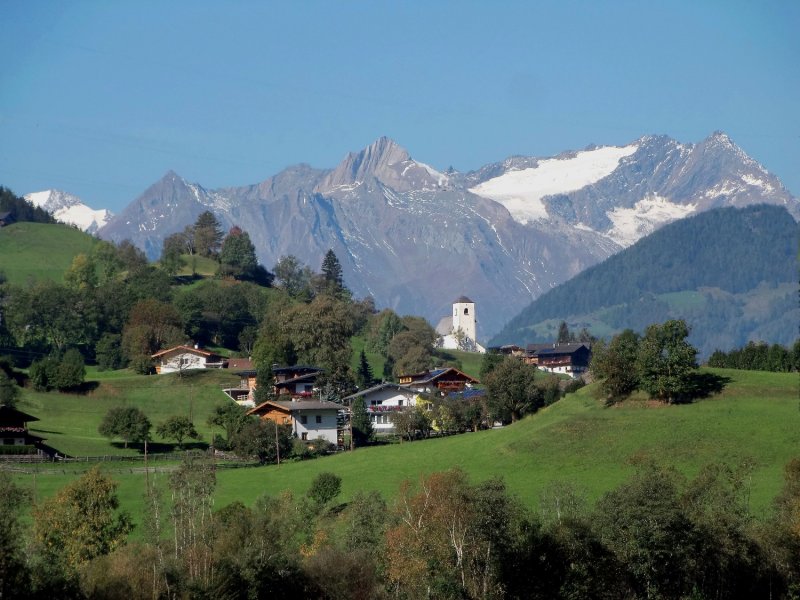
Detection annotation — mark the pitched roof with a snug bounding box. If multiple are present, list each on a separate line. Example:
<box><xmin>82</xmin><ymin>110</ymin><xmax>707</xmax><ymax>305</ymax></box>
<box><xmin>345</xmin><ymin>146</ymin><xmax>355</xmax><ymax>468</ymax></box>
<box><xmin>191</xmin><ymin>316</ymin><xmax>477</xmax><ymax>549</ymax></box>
<box><xmin>227</xmin><ymin>358</ymin><xmax>254</xmax><ymax>370</ymax></box>
<box><xmin>0</xmin><ymin>405</ymin><xmax>40</xmax><ymax>423</ymax></box>
<box><xmin>342</xmin><ymin>383</ymin><xmax>418</xmax><ymax>401</ymax></box>
<box><xmin>248</xmin><ymin>398</ymin><xmax>343</xmax><ymax>416</ymax></box>
<box><xmin>151</xmin><ymin>345</ymin><xmax>220</xmax><ymax>359</ymax></box>
<box><xmin>401</xmin><ymin>367</ymin><xmax>480</xmax><ymax>385</ymax></box>
<box><xmin>526</xmin><ymin>343</ymin><xmax>590</xmax><ymax>355</ymax></box>
<box><xmin>453</xmin><ymin>295</ymin><xmax>473</xmax><ymax>304</ymax></box>
<box><xmin>274</xmin><ymin>372</ymin><xmax>320</xmax><ymax>388</ymax></box>
<box><xmin>272</xmin><ymin>365</ymin><xmax>323</xmax><ymax>375</ymax></box>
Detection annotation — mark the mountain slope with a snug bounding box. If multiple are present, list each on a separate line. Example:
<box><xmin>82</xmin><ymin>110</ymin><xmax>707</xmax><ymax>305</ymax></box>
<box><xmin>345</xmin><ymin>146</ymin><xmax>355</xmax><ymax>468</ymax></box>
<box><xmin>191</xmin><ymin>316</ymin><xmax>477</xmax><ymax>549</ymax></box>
<box><xmin>97</xmin><ymin>132</ymin><xmax>798</xmax><ymax>338</ymax></box>
<box><xmin>489</xmin><ymin>204</ymin><xmax>799</xmax><ymax>356</ymax></box>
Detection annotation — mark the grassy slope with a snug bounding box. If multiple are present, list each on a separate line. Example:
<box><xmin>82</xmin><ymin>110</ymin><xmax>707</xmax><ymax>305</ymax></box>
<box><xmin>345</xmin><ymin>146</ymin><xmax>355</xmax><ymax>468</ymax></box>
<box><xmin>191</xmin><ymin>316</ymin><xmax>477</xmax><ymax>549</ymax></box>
<box><xmin>21</xmin><ymin>369</ymin><xmax>240</xmax><ymax>457</ymax></box>
<box><xmin>14</xmin><ymin>368</ymin><xmax>799</xmax><ymax>533</ymax></box>
<box><xmin>0</xmin><ymin>222</ymin><xmax>98</xmax><ymax>284</ymax></box>
<box><xmin>211</xmin><ymin>368</ymin><xmax>797</xmax><ymax>516</ymax></box>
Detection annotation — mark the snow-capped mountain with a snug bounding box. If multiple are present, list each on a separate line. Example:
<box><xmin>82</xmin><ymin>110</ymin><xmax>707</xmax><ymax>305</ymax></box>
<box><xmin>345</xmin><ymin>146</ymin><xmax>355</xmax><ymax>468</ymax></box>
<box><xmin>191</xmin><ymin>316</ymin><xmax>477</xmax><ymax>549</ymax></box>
<box><xmin>98</xmin><ymin>132</ymin><xmax>797</xmax><ymax>338</ymax></box>
<box><xmin>24</xmin><ymin>189</ymin><xmax>113</xmax><ymax>234</ymax></box>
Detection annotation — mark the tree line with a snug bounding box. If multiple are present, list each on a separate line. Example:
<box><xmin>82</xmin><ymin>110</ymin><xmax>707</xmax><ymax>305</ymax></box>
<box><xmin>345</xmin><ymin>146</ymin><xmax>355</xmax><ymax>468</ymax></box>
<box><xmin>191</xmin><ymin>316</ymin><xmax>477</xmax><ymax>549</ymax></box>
<box><xmin>2</xmin><ymin>455</ymin><xmax>799</xmax><ymax>599</ymax></box>
<box><xmin>708</xmin><ymin>340</ymin><xmax>800</xmax><ymax>372</ymax></box>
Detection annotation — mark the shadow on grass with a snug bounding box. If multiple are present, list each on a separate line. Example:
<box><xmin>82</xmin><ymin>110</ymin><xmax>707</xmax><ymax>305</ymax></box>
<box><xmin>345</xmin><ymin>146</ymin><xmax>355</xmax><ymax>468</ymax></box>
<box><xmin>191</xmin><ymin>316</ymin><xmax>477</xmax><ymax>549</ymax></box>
<box><xmin>66</xmin><ymin>381</ymin><xmax>101</xmax><ymax>394</ymax></box>
<box><xmin>109</xmin><ymin>441</ymin><xmax>210</xmax><ymax>454</ymax></box>
<box><xmin>678</xmin><ymin>372</ymin><xmax>732</xmax><ymax>403</ymax></box>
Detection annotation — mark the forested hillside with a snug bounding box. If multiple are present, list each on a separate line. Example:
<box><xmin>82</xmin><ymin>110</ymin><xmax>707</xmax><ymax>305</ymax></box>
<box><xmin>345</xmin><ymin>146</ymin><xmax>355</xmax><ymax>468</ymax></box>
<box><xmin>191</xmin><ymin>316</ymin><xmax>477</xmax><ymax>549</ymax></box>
<box><xmin>491</xmin><ymin>205</ymin><xmax>799</xmax><ymax>355</ymax></box>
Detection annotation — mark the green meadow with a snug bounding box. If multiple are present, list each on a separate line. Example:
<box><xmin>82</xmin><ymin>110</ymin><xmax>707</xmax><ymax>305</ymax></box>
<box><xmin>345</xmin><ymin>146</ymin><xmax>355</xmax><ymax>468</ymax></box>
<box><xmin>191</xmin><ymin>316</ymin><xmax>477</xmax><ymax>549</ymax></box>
<box><xmin>10</xmin><ymin>367</ymin><xmax>799</xmax><ymax>537</ymax></box>
<box><xmin>0</xmin><ymin>222</ymin><xmax>99</xmax><ymax>284</ymax></box>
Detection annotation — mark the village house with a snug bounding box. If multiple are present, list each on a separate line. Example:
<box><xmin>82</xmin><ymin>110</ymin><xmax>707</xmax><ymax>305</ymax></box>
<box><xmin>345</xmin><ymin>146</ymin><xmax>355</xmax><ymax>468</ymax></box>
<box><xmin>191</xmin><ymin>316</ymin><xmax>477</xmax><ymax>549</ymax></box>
<box><xmin>524</xmin><ymin>343</ymin><xmax>591</xmax><ymax>378</ymax></box>
<box><xmin>151</xmin><ymin>345</ymin><xmax>225</xmax><ymax>374</ymax></box>
<box><xmin>398</xmin><ymin>367</ymin><xmax>480</xmax><ymax>395</ymax></box>
<box><xmin>222</xmin><ymin>364</ymin><xmax>324</xmax><ymax>407</ymax></box>
<box><xmin>247</xmin><ymin>398</ymin><xmax>343</xmax><ymax>445</ymax></box>
<box><xmin>0</xmin><ymin>405</ymin><xmax>46</xmax><ymax>455</ymax></box>
<box><xmin>342</xmin><ymin>383</ymin><xmax>420</xmax><ymax>433</ymax></box>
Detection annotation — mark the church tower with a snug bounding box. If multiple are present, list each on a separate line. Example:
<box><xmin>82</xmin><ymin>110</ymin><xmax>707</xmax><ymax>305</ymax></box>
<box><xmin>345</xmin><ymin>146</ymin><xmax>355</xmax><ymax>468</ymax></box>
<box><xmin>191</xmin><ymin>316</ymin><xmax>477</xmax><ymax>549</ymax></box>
<box><xmin>451</xmin><ymin>296</ymin><xmax>477</xmax><ymax>343</ymax></box>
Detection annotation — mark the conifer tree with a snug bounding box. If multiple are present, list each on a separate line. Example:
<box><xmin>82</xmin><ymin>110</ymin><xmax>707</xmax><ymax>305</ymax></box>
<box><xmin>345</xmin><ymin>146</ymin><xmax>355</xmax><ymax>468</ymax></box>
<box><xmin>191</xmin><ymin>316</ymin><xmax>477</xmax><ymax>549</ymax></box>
<box><xmin>356</xmin><ymin>349</ymin><xmax>375</xmax><ymax>389</ymax></box>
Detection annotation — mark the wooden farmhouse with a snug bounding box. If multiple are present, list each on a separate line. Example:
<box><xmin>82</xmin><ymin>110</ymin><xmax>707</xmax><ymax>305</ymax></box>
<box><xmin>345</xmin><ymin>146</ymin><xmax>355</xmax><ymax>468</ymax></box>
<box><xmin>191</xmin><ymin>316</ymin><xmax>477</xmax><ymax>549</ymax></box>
<box><xmin>247</xmin><ymin>399</ymin><xmax>343</xmax><ymax>445</ymax></box>
<box><xmin>222</xmin><ymin>365</ymin><xmax>324</xmax><ymax>407</ymax></box>
<box><xmin>151</xmin><ymin>345</ymin><xmax>225</xmax><ymax>374</ymax></box>
<box><xmin>342</xmin><ymin>383</ymin><xmax>421</xmax><ymax>433</ymax></box>
<box><xmin>398</xmin><ymin>367</ymin><xmax>480</xmax><ymax>395</ymax></box>
<box><xmin>0</xmin><ymin>405</ymin><xmax>46</xmax><ymax>455</ymax></box>
<box><xmin>524</xmin><ymin>343</ymin><xmax>591</xmax><ymax>378</ymax></box>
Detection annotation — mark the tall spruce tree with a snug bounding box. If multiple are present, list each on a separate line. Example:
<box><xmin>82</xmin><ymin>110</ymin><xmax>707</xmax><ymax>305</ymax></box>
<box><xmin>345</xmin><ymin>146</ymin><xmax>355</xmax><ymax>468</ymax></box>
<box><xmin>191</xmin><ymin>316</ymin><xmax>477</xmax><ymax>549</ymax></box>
<box><xmin>356</xmin><ymin>349</ymin><xmax>375</xmax><ymax>389</ymax></box>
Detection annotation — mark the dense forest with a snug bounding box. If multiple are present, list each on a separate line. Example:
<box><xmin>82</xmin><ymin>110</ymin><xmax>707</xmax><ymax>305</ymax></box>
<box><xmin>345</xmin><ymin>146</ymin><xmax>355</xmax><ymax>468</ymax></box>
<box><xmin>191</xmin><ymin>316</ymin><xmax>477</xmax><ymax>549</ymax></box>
<box><xmin>491</xmin><ymin>204</ymin><xmax>799</xmax><ymax>354</ymax></box>
<box><xmin>0</xmin><ymin>186</ymin><xmax>56</xmax><ymax>224</ymax></box>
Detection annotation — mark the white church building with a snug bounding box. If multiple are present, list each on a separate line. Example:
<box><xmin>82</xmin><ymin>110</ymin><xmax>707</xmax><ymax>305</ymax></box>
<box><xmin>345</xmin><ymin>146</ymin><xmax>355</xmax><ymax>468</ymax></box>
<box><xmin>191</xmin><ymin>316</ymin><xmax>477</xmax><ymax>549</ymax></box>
<box><xmin>435</xmin><ymin>296</ymin><xmax>485</xmax><ymax>353</ymax></box>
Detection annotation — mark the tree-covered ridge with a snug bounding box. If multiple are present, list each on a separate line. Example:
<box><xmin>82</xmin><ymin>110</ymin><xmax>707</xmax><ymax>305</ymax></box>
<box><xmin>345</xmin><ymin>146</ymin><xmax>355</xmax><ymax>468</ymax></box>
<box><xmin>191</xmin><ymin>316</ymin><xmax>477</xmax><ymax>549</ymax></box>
<box><xmin>0</xmin><ymin>187</ymin><xmax>57</xmax><ymax>224</ymax></box>
<box><xmin>492</xmin><ymin>204</ymin><xmax>798</xmax><ymax>347</ymax></box>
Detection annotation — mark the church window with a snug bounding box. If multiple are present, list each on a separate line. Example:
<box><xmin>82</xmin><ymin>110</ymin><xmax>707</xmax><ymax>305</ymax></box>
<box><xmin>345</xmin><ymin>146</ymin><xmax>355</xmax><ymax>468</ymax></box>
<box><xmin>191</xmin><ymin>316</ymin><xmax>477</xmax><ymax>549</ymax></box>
<box><xmin>464</xmin><ymin>308</ymin><xmax>469</xmax><ymax>315</ymax></box>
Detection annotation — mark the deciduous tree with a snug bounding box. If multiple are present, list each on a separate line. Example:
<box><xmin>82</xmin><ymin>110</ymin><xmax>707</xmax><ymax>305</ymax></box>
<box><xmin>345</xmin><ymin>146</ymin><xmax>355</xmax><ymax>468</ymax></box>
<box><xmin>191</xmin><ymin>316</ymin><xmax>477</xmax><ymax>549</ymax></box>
<box><xmin>156</xmin><ymin>415</ymin><xmax>199</xmax><ymax>449</ymax></box>
<box><xmin>636</xmin><ymin>319</ymin><xmax>698</xmax><ymax>403</ymax></box>
<box><xmin>33</xmin><ymin>467</ymin><xmax>132</xmax><ymax>571</ymax></box>
<box><xmin>591</xmin><ymin>329</ymin><xmax>641</xmax><ymax>403</ymax></box>
<box><xmin>98</xmin><ymin>406</ymin><xmax>152</xmax><ymax>448</ymax></box>
<box><xmin>484</xmin><ymin>356</ymin><xmax>543</xmax><ymax>423</ymax></box>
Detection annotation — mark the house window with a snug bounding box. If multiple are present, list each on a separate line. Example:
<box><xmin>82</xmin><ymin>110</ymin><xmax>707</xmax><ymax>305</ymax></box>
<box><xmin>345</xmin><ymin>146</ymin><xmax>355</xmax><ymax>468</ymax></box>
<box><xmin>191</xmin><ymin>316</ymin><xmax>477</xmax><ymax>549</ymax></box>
<box><xmin>301</xmin><ymin>432</ymin><xmax>308</xmax><ymax>441</ymax></box>
<box><xmin>315</xmin><ymin>415</ymin><xmax>322</xmax><ymax>424</ymax></box>
<box><xmin>300</xmin><ymin>415</ymin><xmax>308</xmax><ymax>425</ymax></box>
<box><xmin>398</xmin><ymin>400</ymin><xmax>404</xmax><ymax>407</ymax></box>
<box><xmin>181</xmin><ymin>357</ymin><xmax>190</xmax><ymax>365</ymax></box>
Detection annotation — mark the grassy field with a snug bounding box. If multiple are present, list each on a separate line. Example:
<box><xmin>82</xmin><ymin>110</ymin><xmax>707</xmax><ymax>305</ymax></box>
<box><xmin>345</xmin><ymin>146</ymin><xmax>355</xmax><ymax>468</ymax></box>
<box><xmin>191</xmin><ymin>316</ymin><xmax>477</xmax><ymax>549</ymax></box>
<box><xmin>21</xmin><ymin>369</ymin><xmax>241</xmax><ymax>457</ymax></box>
<box><xmin>0</xmin><ymin>222</ymin><xmax>99</xmax><ymax>284</ymax></box>
<box><xmin>10</xmin><ymin>367</ymin><xmax>798</xmax><ymax>537</ymax></box>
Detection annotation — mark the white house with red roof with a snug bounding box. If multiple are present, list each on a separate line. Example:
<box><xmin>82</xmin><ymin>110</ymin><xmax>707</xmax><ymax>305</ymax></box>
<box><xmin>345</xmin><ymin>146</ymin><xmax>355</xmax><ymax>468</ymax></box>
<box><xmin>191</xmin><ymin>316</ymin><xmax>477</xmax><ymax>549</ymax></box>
<box><xmin>151</xmin><ymin>345</ymin><xmax>225</xmax><ymax>374</ymax></box>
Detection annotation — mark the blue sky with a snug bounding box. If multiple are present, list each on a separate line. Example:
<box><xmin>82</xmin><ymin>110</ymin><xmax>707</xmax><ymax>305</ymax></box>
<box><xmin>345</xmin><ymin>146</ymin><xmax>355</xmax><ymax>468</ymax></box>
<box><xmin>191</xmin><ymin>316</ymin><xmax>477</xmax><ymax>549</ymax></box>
<box><xmin>1</xmin><ymin>1</ymin><xmax>797</xmax><ymax>212</ymax></box>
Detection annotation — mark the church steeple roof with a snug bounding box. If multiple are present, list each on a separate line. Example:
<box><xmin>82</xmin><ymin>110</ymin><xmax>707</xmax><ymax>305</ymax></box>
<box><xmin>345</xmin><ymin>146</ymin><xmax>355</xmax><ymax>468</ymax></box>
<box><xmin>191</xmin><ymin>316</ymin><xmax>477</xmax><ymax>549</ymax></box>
<box><xmin>453</xmin><ymin>296</ymin><xmax>473</xmax><ymax>304</ymax></box>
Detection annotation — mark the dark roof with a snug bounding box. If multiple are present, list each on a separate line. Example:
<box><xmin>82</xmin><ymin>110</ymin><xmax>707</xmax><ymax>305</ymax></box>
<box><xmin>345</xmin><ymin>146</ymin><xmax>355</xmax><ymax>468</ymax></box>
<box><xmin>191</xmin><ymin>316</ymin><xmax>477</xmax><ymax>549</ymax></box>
<box><xmin>0</xmin><ymin>405</ymin><xmax>40</xmax><ymax>423</ymax></box>
<box><xmin>272</xmin><ymin>365</ymin><xmax>323</xmax><ymax>375</ymax></box>
<box><xmin>402</xmin><ymin>367</ymin><xmax>480</xmax><ymax>385</ymax></box>
<box><xmin>248</xmin><ymin>399</ymin><xmax>343</xmax><ymax>415</ymax></box>
<box><xmin>342</xmin><ymin>383</ymin><xmax>418</xmax><ymax>401</ymax></box>
<box><xmin>453</xmin><ymin>295</ymin><xmax>473</xmax><ymax>304</ymax></box>
<box><xmin>274</xmin><ymin>372</ymin><xmax>320</xmax><ymax>387</ymax></box>
<box><xmin>446</xmin><ymin>388</ymin><xmax>487</xmax><ymax>400</ymax></box>
<box><xmin>235</xmin><ymin>370</ymin><xmax>258</xmax><ymax>377</ymax></box>
<box><xmin>0</xmin><ymin>211</ymin><xmax>12</xmax><ymax>220</ymax></box>
<box><xmin>526</xmin><ymin>343</ymin><xmax>590</xmax><ymax>355</ymax></box>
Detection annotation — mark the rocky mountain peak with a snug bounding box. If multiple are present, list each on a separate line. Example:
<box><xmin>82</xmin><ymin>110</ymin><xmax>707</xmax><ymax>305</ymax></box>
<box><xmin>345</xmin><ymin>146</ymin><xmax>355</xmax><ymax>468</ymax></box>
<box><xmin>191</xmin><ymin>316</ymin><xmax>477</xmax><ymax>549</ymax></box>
<box><xmin>24</xmin><ymin>189</ymin><xmax>112</xmax><ymax>234</ymax></box>
<box><xmin>317</xmin><ymin>136</ymin><xmax>412</xmax><ymax>192</ymax></box>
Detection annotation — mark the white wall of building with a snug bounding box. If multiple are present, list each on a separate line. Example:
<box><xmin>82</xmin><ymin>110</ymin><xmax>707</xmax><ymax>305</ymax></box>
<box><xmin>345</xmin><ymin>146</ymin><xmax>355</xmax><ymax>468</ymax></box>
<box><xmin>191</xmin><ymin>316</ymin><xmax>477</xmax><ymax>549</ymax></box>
<box><xmin>293</xmin><ymin>410</ymin><xmax>339</xmax><ymax>444</ymax></box>
<box><xmin>158</xmin><ymin>352</ymin><xmax>208</xmax><ymax>373</ymax></box>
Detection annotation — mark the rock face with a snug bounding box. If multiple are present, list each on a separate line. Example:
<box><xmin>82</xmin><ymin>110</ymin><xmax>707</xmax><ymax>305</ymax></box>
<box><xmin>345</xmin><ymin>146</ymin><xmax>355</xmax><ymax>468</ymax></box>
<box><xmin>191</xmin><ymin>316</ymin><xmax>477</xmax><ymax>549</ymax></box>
<box><xmin>24</xmin><ymin>189</ymin><xmax>112</xmax><ymax>234</ymax></box>
<box><xmin>97</xmin><ymin>132</ymin><xmax>798</xmax><ymax>340</ymax></box>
